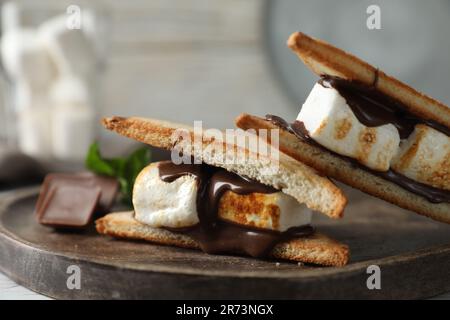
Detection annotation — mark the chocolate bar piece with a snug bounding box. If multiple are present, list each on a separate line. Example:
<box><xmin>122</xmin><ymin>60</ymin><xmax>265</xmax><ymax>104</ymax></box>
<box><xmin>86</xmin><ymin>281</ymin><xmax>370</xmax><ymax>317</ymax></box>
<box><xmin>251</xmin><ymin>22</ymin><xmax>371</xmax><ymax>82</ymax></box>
<box><xmin>38</xmin><ymin>184</ymin><xmax>101</xmax><ymax>228</ymax></box>
<box><xmin>36</xmin><ymin>172</ymin><xmax>119</xmax><ymax>228</ymax></box>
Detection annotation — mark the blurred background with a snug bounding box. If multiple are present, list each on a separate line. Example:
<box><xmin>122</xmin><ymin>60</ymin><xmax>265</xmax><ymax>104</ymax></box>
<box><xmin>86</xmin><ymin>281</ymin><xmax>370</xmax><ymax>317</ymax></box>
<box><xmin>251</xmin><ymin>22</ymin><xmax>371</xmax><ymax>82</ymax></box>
<box><xmin>1</xmin><ymin>0</ymin><xmax>450</xmax><ymax>187</ymax></box>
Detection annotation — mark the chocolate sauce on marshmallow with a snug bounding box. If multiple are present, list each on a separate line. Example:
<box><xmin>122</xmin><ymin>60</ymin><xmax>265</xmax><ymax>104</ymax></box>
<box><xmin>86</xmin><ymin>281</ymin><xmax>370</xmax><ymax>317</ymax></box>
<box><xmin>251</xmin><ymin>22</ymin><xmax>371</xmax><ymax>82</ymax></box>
<box><xmin>265</xmin><ymin>114</ymin><xmax>450</xmax><ymax>204</ymax></box>
<box><xmin>158</xmin><ymin>161</ymin><xmax>314</xmax><ymax>258</ymax></box>
<box><xmin>319</xmin><ymin>76</ymin><xmax>450</xmax><ymax>139</ymax></box>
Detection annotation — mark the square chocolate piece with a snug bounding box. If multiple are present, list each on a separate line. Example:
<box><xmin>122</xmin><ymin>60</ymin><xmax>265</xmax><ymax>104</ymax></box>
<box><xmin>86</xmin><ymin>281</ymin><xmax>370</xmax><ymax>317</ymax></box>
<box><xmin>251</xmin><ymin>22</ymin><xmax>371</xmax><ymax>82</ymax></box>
<box><xmin>38</xmin><ymin>184</ymin><xmax>101</xmax><ymax>228</ymax></box>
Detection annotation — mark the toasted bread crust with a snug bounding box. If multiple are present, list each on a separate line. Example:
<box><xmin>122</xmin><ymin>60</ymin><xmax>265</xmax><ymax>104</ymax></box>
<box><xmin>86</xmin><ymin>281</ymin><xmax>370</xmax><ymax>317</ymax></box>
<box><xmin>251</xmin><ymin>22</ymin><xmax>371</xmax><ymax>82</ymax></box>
<box><xmin>102</xmin><ymin>116</ymin><xmax>347</xmax><ymax>218</ymax></box>
<box><xmin>236</xmin><ymin>113</ymin><xmax>450</xmax><ymax>224</ymax></box>
<box><xmin>288</xmin><ymin>32</ymin><xmax>450</xmax><ymax>130</ymax></box>
<box><xmin>96</xmin><ymin>211</ymin><xmax>350</xmax><ymax>267</ymax></box>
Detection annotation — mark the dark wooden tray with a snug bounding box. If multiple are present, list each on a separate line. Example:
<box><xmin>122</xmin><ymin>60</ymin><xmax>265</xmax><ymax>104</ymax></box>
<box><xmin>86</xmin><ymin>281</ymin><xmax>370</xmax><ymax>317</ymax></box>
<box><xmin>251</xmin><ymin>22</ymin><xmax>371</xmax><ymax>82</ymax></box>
<box><xmin>0</xmin><ymin>187</ymin><xmax>449</xmax><ymax>299</ymax></box>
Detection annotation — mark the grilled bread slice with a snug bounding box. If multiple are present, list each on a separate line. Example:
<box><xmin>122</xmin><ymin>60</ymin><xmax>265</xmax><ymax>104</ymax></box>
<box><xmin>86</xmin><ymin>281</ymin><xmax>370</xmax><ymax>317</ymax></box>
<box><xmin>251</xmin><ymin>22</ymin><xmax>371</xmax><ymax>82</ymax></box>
<box><xmin>96</xmin><ymin>211</ymin><xmax>350</xmax><ymax>267</ymax></box>
<box><xmin>236</xmin><ymin>113</ymin><xmax>450</xmax><ymax>224</ymax></box>
<box><xmin>287</xmin><ymin>32</ymin><xmax>450</xmax><ymax>128</ymax></box>
<box><xmin>102</xmin><ymin>116</ymin><xmax>347</xmax><ymax>219</ymax></box>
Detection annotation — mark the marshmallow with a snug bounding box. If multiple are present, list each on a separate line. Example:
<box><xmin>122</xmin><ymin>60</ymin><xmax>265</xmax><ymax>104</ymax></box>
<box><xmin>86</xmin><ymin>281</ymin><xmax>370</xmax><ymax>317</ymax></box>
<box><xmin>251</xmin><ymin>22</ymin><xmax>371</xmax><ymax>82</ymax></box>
<box><xmin>391</xmin><ymin>125</ymin><xmax>450</xmax><ymax>191</ymax></box>
<box><xmin>2</xmin><ymin>2</ymin><xmax>21</xmax><ymax>31</ymax></box>
<box><xmin>12</xmin><ymin>81</ymin><xmax>32</xmax><ymax>112</ymax></box>
<box><xmin>219</xmin><ymin>190</ymin><xmax>312</xmax><ymax>232</ymax></box>
<box><xmin>17</xmin><ymin>99</ymin><xmax>53</xmax><ymax>158</ymax></box>
<box><xmin>50</xmin><ymin>75</ymin><xmax>90</xmax><ymax>104</ymax></box>
<box><xmin>1</xmin><ymin>29</ymin><xmax>56</xmax><ymax>92</ymax></box>
<box><xmin>39</xmin><ymin>15</ymin><xmax>97</xmax><ymax>78</ymax></box>
<box><xmin>82</xmin><ymin>9</ymin><xmax>107</xmax><ymax>62</ymax></box>
<box><xmin>50</xmin><ymin>77</ymin><xmax>95</xmax><ymax>160</ymax></box>
<box><xmin>51</xmin><ymin>104</ymin><xmax>95</xmax><ymax>160</ymax></box>
<box><xmin>133</xmin><ymin>164</ymin><xmax>199</xmax><ymax>228</ymax></box>
<box><xmin>133</xmin><ymin>164</ymin><xmax>312</xmax><ymax>231</ymax></box>
<box><xmin>298</xmin><ymin>83</ymin><xmax>401</xmax><ymax>171</ymax></box>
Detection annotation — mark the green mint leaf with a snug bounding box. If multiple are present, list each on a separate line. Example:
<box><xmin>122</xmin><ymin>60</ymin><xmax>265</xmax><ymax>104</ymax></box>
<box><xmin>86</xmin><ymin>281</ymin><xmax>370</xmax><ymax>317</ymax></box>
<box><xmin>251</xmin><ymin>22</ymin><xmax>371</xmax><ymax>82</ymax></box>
<box><xmin>123</xmin><ymin>147</ymin><xmax>151</xmax><ymax>204</ymax></box>
<box><xmin>107</xmin><ymin>158</ymin><xmax>127</xmax><ymax>178</ymax></box>
<box><xmin>85</xmin><ymin>142</ymin><xmax>116</xmax><ymax>176</ymax></box>
<box><xmin>85</xmin><ymin>142</ymin><xmax>151</xmax><ymax>207</ymax></box>
<box><xmin>117</xmin><ymin>177</ymin><xmax>131</xmax><ymax>206</ymax></box>
<box><xmin>125</xmin><ymin>148</ymin><xmax>151</xmax><ymax>183</ymax></box>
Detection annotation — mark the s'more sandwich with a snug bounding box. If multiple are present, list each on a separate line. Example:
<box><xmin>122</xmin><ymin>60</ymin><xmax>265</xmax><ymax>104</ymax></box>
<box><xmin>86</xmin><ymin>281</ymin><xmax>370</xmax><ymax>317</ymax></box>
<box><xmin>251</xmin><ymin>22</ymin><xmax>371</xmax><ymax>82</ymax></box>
<box><xmin>96</xmin><ymin>116</ymin><xmax>349</xmax><ymax>266</ymax></box>
<box><xmin>236</xmin><ymin>32</ymin><xmax>450</xmax><ymax>224</ymax></box>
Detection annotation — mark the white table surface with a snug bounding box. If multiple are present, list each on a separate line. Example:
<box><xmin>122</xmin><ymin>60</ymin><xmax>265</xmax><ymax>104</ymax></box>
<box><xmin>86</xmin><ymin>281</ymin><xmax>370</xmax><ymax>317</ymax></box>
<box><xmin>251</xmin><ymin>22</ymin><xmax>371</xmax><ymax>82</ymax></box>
<box><xmin>0</xmin><ymin>273</ymin><xmax>51</xmax><ymax>300</ymax></box>
<box><xmin>1</xmin><ymin>270</ymin><xmax>449</xmax><ymax>300</ymax></box>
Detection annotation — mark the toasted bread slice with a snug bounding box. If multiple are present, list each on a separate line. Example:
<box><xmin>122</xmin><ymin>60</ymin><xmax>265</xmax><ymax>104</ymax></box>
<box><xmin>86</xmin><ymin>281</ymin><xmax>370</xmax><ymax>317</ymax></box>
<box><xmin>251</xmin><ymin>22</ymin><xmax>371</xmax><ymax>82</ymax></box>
<box><xmin>102</xmin><ymin>116</ymin><xmax>347</xmax><ymax>218</ymax></box>
<box><xmin>96</xmin><ymin>211</ymin><xmax>350</xmax><ymax>267</ymax></box>
<box><xmin>287</xmin><ymin>32</ymin><xmax>450</xmax><ymax>129</ymax></box>
<box><xmin>236</xmin><ymin>113</ymin><xmax>450</xmax><ymax>224</ymax></box>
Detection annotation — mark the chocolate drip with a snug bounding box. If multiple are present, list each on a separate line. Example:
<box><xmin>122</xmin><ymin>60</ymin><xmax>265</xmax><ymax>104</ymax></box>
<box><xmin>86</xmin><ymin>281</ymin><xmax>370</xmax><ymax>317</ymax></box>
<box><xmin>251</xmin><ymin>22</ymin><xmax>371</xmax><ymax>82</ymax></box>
<box><xmin>265</xmin><ymin>115</ymin><xmax>450</xmax><ymax>204</ymax></box>
<box><xmin>158</xmin><ymin>161</ymin><xmax>314</xmax><ymax>258</ymax></box>
<box><xmin>265</xmin><ymin>115</ymin><xmax>312</xmax><ymax>142</ymax></box>
<box><xmin>319</xmin><ymin>76</ymin><xmax>450</xmax><ymax>139</ymax></box>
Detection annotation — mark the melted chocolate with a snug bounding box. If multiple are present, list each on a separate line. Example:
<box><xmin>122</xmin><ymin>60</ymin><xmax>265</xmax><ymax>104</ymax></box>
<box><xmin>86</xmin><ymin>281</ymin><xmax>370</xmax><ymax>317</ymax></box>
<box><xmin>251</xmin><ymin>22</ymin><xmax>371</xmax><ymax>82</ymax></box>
<box><xmin>265</xmin><ymin>115</ymin><xmax>450</xmax><ymax>203</ymax></box>
<box><xmin>158</xmin><ymin>161</ymin><xmax>314</xmax><ymax>257</ymax></box>
<box><xmin>266</xmin><ymin>115</ymin><xmax>312</xmax><ymax>142</ymax></box>
<box><xmin>319</xmin><ymin>76</ymin><xmax>450</xmax><ymax>139</ymax></box>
